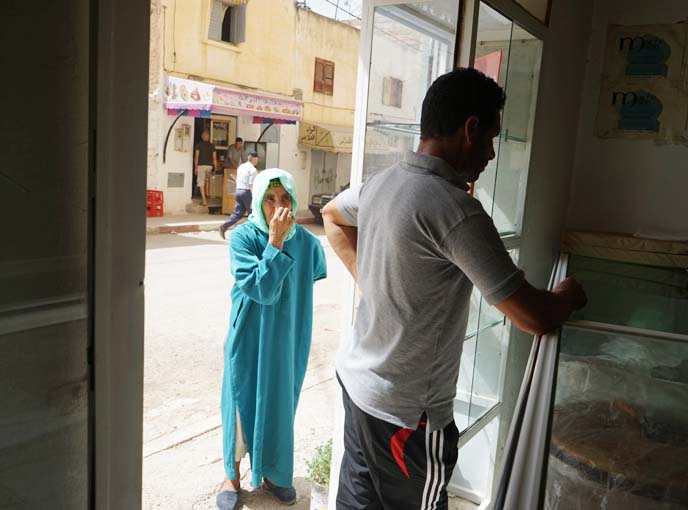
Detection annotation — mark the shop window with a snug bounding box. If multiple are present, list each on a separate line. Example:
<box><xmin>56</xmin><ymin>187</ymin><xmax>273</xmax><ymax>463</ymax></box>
<box><xmin>314</xmin><ymin>58</ymin><xmax>335</xmax><ymax>96</ymax></box>
<box><xmin>208</xmin><ymin>0</ymin><xmax>246</xmax><ymax>45</ymax></box>
<box><xmin>382</xmin><ymin>77</ymin><xmax>403</xmax><ymax>108</ymax></box>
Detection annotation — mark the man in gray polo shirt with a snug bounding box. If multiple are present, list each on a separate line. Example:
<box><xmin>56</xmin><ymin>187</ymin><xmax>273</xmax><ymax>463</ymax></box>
<box><xmin>323</xmin><ymin>68</ymin><xmax>586</xmax><ymax>510</ymax></box>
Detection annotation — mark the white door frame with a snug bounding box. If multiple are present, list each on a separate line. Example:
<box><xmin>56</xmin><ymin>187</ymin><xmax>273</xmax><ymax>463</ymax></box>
<box><xmin>93</xmin><ymin>0</ymin><xmax>149</xmax><ymax>508</ymax></box>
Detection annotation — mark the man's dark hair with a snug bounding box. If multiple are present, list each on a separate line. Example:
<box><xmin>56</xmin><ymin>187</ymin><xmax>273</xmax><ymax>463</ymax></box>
<box><xmin>420</xmin><ymin>67</ymin><xmax>505</xmax><ymax>140</ymax></box>
<box><xmin>236</xmin><ymin>137</ymin><xmax>243</xmax><ymax>143</ymax></box>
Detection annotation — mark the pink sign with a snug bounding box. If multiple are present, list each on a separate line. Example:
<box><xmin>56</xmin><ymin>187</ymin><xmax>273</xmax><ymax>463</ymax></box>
<box><xmin>165</xmin><ymin>76</ymin><xmax>214</xmax><ymax>110</ymax></box>
<box><xmin>474</xmin><ymin>50</ymin><xmax>503</xmax><ymax>83</ymax></box>
<box><xmin>213</xmin><ymin>87</ymin><xmax>302</xmax><ymax>122</ymax></box>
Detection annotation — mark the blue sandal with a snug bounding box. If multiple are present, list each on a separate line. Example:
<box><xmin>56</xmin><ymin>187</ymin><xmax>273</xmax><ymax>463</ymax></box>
<box><xmin>263</xmin><ymin>478</ymin><xmax>297</xmax><ymax>505</ymax></box>
<box><xmin>216</xmin><ymin>490</ymin><xmax>239</xmax><ymax>510</ymax></box>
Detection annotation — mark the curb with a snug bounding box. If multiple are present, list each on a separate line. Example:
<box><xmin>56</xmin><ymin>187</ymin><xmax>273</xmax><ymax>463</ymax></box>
<box><xmin>147</xmin><ymin>216</ymin><xmax>317</xmax><ymax>235</ymax></box>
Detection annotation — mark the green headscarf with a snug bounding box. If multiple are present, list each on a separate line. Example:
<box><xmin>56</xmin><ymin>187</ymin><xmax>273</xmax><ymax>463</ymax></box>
<box><xmin>249</xmin><ymin>168</ymin><xmax>299</xmax><ymax>242</ymax></box>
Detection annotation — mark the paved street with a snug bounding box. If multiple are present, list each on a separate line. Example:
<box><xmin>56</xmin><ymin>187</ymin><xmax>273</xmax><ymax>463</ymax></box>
<box><xmin>142</xmin><ymin>225</ymin><xmax>476</xmax><ymax>510</ymax></box>
<box><xmin>143</xmin><ymin>225</ymin><xmax>348</xmax><ymax>510</ymax></box>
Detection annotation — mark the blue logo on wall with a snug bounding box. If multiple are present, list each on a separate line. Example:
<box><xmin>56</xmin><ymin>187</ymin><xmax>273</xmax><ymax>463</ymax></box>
<box><xmin>611</xmin><ymin>90</ymin><xmax>663</xmax><ymax>131</ymax></box>
<box><xmin>619</xmin><ymin>35</ymin><xmax>671</xmax><ymax>76</ymax></box>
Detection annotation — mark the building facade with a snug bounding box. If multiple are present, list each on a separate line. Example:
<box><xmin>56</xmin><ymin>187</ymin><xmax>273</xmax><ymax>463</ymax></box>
<box><xmin>148</xmin><ymin>0</ymin><xmax>361</xmax><ymax>214</ymax></box>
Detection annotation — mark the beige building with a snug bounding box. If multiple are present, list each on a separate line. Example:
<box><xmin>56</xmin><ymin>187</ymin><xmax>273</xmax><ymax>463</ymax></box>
<box><xmin>147</xmin><ymin>0</ymin><xmax>361</xmax><ymax>214</ymax></box>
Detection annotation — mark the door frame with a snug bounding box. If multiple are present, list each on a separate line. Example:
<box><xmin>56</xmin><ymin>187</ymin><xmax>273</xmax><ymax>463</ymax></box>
<box><xmin>93</xmin><ymin>0</ymin><xmax>149</xmax><ymax>508</ymax></box>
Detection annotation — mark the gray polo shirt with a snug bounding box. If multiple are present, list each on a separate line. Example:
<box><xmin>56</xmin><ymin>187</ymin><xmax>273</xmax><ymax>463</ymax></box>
<box><xmin>226</xmin><ymin>145</ymin><xmax>248</xmax><ymax>168</ymax></box>
<box><xmin>335</xmin><ymin>151</ymin><xmax>525</xmax><ymax>431</ymax></box>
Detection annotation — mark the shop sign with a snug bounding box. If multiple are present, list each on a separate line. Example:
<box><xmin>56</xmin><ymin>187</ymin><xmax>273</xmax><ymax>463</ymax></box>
<box><xmin>165</xmin><ymin>76</ymin><xmax>214</xmax><ymax>110</ymax></box>
<box><xmin>299</xmin><ymin>122</ymin><xmax>353</xmax><ymax>153</ymax></box>
<box><xmin>213</xmin><ymin>87</ymin><xmax>302</xmax><ymax>122</ymax></box>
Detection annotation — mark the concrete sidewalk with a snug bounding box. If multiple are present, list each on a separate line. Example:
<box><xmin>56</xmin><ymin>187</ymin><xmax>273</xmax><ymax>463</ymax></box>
<box><xmin>147</xmin><ymin>213</ymin><xmax>316</xmax><ymax>235</ymax></box>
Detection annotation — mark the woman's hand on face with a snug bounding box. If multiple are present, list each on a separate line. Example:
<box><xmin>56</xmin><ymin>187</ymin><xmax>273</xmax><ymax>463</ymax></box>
<box><xmin>268</xmin><ymin>207</ymin><xmax>295</xmax><ymax>250</ymax></box>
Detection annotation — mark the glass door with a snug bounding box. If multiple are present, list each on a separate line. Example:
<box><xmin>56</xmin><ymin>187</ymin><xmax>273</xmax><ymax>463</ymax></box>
<box><xmin>338</xmin><ymin>0</ymin><xmax>546</xmax><ymax>507</ymax></box>
<box><xmin>450</xmin><ymin>2</ymin><xmax>543</xmax><ymax>505</ymax></box>
<box><xmin>358</xmin><ymin>0</ymin><xmax>462</xmax><ymax>179</ymax></box>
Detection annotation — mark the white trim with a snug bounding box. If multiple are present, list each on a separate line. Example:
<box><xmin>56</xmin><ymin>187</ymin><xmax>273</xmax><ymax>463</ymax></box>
<box><xmin>421</xmin><ymin>428</ymin><xmax>434</xmax><ymax>509</ymax></box>
<box><xmin>0</xmin><ymin>294</ymin><xmax>87</xmax><ymax>336</ymax></box>
<box><xmin>500</xmin><ymin>233</ymin><xmax>521</xmax><ymax>250</ymax></box>
<box><xmin>457</xmin><ymin>403</ymin><xmax>500</xmax><ymax>449</ymax></box>
<box><xmin>94</xmin><ymin>0</ymin><xmax>148</xmax><ymax>508</ymax></box>
<box><xmin>565</xmin><ymin>320</ymin><xmax>688</xmax><ymax>344</ymax></box>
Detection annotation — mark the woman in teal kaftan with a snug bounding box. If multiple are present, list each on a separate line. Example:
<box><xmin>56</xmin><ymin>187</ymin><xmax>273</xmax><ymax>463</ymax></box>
<box><xmin>218</xmin><ymin>169</ymin><xmax>327</xmax><ymax>508</ymax></box>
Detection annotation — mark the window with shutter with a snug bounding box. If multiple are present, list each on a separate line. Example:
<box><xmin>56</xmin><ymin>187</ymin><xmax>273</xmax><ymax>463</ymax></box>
<box><xmin>314</xmin><ymin>58</ymin><xmax>335</xmax><ymax>96</ymax></box>
<box><xmin>382</xmin><ymin>77</ymin><xmax>403</xmax><ymax>108</ymax></box>
<box><xmin>208</xmin><ymin>0</ymin><xmax>246</xmax><ymax>45</ymax></box>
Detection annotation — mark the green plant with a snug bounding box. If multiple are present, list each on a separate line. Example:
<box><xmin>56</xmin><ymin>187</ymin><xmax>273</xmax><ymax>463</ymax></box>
<box><xmin>306</xmin><ymin>439</ymin><xmax>333</xmax><ymax>487</ymax></box>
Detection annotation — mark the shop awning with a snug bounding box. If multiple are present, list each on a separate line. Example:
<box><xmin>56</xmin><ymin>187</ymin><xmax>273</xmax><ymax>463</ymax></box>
<box><xmin>213</xmin><ymin>86</ymin><xmax>302</xmax><ymax>122</ymax></box>
<box><xmin>164</xmin><ymin>76</ymin><xmax>214</xmax><ymax>111</ymax></box>
<box><xmin>165</xmin><ymin>76</ymin><xmax>303</xmax><ymax>122</ymax></box>
<box><xmin>298</xmin><ymin>122</ymin><xmax>353</xmax><ymax>153</ymax></box>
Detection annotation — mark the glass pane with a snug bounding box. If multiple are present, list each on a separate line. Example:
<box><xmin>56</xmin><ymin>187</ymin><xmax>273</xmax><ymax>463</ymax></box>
<box><xmin>467</xmin><ymin>322</ymin><xmax>504</xmax><ymax>426</ymax></box>
<box><xmin>363</xmin><ymin>1</ymin><xmax>460</xmax><ymax>179</ymax></box>
<box><xmin>567</xmin><ymin>255</ymin><xmax>688</xmax><ymax>335</ymax></box>
<box><xmin>466</xmin><ymin>288</ymin><xmax>505</xmax><ymax>341</ymax></box>
<box><xmin>456</xmin><ymin>334</ymin><xmax>477</xmax><ymax>432</ymax></box>
<box><xmin>491</xmin><ymin>24</ymin><xmax>542</xmax><ymax>235</ymax></box>
<box><xmin>544</xmin><ymin>327</ymin><xmax>688</xmax><ymax>510</ymax></box>
<box><xmin>471</xmin><ymin>3</ymin><xmax>512</xmax><ymax>224</ymax></box>
<box><xmin>472</xmin><ymin>4</ymin><xmax>543</xmax><ymax>236</ymax></box>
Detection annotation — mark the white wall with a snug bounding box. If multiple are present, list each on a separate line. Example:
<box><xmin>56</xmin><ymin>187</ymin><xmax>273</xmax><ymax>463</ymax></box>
<box><xmin>279</xmin><ymin>126</ymin><xmax>311</xmax><ymax>213</ymax></box>
<box><xmin>567</xmin><ymin>0</ymin><xmax>688</xmax><ymax>235</ymax></box>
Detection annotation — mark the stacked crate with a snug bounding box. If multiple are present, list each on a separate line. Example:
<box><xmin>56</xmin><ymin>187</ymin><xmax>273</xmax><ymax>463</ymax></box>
<box><xmin>146</xmin><ymin>190</ymin><xmax>164</xmax><ymax>217</ymax></box>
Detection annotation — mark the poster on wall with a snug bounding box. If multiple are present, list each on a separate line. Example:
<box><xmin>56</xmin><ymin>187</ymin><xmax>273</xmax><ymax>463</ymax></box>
<box><xmin>595</xmin><ymin>22</ymin><xmax>688</xmax><ymax>144</ymax></box>
<box><xmin>601</xmin><ymin>23</ymin><xmax>688</xmax><ymax>85</ymax></box>
<box><xmin>595</xmin><ymin>81</ymin><xmax>688</xmax><ymax>143</ymax></box>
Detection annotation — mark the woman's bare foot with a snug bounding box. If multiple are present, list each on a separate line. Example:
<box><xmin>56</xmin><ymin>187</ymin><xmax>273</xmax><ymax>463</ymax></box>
<box><xmin>221</xmin><ymin>477</ymin><xmax>240</xmax><ymax>493</ymax></box>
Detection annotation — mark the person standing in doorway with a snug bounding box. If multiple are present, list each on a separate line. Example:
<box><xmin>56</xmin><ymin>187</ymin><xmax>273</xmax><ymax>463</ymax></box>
<box><xmin>216</xmin><ymin>169</ymin><xmax>327</xmax><ymax>510</ymax></box>
<box><xmin>226</xmin><ymin>137</ymin><xmax>248</xmax><ymax>171</ymax></box>
<box><xmin>194</xmin><ymin>129</ymin><xmax>217</xmax><ymax>207</ymax></box>
<box><xmin>219</xmin><ymin>152</ymin><xmax>259</xmax><ymax>239</ymax></box>
<box><xmin>323</xmin><ymin>68</ymin><xmax>587</xmax><ymax>510</ymax></box>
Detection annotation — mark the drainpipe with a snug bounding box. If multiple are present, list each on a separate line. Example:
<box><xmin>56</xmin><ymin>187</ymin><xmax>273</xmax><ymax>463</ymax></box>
<box><xmin>163</xmin><ymin>109</ymin><xmax>188</xmax><ymax>163</ymax></box>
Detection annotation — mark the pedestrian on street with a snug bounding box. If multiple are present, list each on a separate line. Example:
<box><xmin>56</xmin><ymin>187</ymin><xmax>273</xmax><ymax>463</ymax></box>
<box><xmin>194</xmin><ymin>130</ymin><xmax>217</xmax><ymax>207</ymax></box>
<box><xmin>322</xmin><ymin>68</ymin><xmax>587</xmax><ymax>510</ymax></box>
<box><xmin>216</xmin><ymin>169</ymin><xmax>327</xmax><ymax>510</ymax></box>
<box><xmin>226</xmin><ymin>137</ymin><xmax>248</xmax><ymax>170</ymax></box>
<box><xmin>219</xmin><ymin>152</ymin><xmax>259</xmax><ymax>239</ymax></box>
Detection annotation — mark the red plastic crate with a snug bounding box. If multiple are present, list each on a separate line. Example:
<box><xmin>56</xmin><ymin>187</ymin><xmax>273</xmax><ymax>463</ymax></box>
<box><xmin>146</xmin><ymin>190</ymin><xmax>164</xmax><ymax>206</ymax></box>
<box><xmin>147</xmin><ymin>203</ymin><xmax>164</xmax><ymax>217</ymax></box>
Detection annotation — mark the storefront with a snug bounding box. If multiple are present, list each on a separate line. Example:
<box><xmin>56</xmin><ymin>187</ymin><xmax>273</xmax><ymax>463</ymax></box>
<box><xmin>161</xmin><ymin>76</ymin><xmax>303</xmax><ymax>214</ymax></box>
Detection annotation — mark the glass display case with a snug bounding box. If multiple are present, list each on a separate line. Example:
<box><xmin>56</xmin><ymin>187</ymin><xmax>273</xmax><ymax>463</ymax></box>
<box><xmin>497</xmin><ymin>252</ymin><xmax>688</xmax><ymax>510</ymax></box>
<box><xmin>541</xmin><ymin>253</ymin><xmax>688</xmax><ymax>510</ymax></box>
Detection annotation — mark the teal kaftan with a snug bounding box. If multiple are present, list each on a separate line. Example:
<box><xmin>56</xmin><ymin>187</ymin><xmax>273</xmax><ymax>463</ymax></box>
<box><xmin>220</xmin><ymin>171</ymin><xmax>327</xmax><ymax>488</ymax></box>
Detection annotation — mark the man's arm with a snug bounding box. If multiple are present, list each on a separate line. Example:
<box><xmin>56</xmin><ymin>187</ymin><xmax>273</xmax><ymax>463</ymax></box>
<box><xmin>495</xmin><ymin>277</ymin><xmax>587</xmax><ymax>336</ymax></box>
<box><xmin>442</xmin><ymin>212</ymin><xmax>586</xmax><ymax>336</ymax></box>
<box><xmin>322</xmin><ymin>200</ymin><xmax>358</xmax><ymax>282</ymax></box>
<box><xmin>213</xmin><ymin>149</ymin><xmax>218</xmax><ymax>170</ymax></box>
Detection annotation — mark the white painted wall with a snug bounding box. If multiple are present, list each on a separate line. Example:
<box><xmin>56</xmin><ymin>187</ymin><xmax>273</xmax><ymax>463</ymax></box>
<box><xmin>567</xmin><ymin>0</ymin><xmax>688</xmax><ymax>235</ymax></box>
<box><xmin>279</xmin><ymin>125</ymin><xmax>311</xmax><ymax>213</ymax></box>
